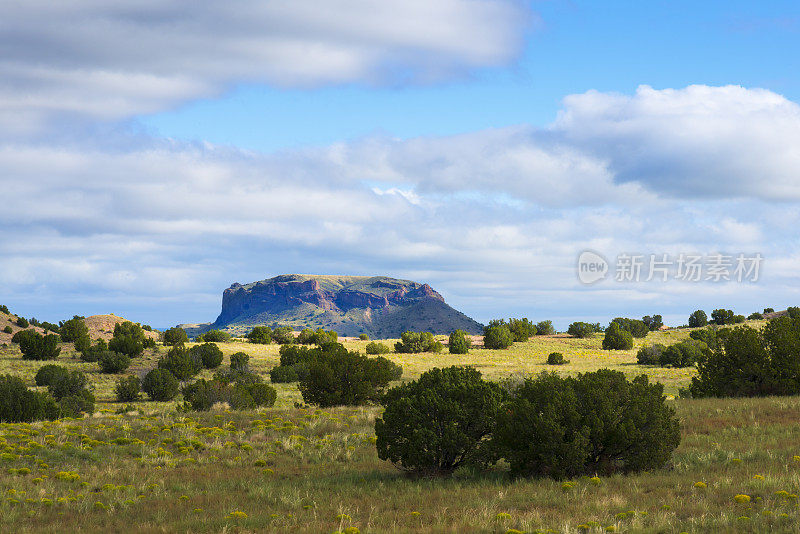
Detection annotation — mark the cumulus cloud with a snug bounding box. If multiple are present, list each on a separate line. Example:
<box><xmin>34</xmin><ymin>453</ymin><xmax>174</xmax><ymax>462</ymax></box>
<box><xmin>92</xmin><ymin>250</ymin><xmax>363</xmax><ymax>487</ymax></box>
<box><xmin>0</xmin><ymin>0</ymin><xmax>530</xmax><ymax>134</ymax></box>
<box><xmin>554</xmin><ymin>85</ymin><xmax>800</xmax><ymax>201</ymax></box>
<box><xmin>3</xmin><ymin>83</ymin><xmax>800</xmax><ymax>325</ymax></box>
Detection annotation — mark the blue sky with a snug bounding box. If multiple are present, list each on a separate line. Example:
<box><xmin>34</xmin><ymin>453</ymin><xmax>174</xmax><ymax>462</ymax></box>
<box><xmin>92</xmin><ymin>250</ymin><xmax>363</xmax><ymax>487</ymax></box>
<box><xmin>140</xmin><ymin>1</ymin><xmax>800</xmax><ymax>152</ymax></box>
<box><xmin>1</xmin><ymin>0</ymin><xmax>800</xmax><ymax>330</ymax></box>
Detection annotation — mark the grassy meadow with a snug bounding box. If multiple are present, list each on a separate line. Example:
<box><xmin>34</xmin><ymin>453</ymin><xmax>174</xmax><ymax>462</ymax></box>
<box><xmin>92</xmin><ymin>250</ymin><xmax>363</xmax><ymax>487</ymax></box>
<box><xmin>3</xmin><ymin>324</ymin><xmax>800</xmax><ymax>532</ymax></box>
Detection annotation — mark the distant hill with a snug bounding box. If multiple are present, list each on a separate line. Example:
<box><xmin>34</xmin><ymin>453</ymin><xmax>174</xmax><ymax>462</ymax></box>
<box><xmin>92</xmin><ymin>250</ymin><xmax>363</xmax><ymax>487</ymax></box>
<box><xmin>84</xmin><ymin>314</ymin><xmax>160</xmax><ymax>342</ymax></box>
<box><xmin>0</xmin><ymin>309</ymin><xmax>47</xmax><ymax>344</ymax></box>
<box><xmin>181</xmin><ymin>274</ymin><xmax>483</xmax><ymax>338</ymax></box>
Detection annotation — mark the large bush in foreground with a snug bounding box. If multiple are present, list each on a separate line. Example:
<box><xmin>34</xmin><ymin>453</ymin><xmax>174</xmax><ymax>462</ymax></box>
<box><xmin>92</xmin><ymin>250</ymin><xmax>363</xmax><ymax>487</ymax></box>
<box><xmin>493</xmin><ymin>370</ymin><xmax>680</xmax><ymax>478</ymax></box>
<box><xmin>0</xmin><ymin>375</ymin><xmax>59</xmax><ymax>422</ymax></box>
<box><xmin>299</xmin><ymin>343</ymin><xmax>402</xmax><ymax>407</ymax></box>
<box><xmin>375</xmin><ymin>366</ymin><xmax>504</xmax><ymax>475</ymax></box>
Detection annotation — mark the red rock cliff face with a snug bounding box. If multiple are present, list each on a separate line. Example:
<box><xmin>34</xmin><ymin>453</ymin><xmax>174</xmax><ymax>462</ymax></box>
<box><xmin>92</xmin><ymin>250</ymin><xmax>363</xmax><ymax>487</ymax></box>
<box><xmin>211</xmin><ymin>275</ymin><xmax>475</xmax><ymax>336</ymax></box>
<box><xmin>216</xmin><ymin>279</ymin><xmax>339</xmax><ymax>324</ymax></box>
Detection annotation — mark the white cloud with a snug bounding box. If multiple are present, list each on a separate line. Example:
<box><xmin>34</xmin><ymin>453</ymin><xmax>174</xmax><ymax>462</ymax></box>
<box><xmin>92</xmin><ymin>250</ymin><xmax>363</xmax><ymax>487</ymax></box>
<box><xmin>554</xmin><ymin>84</ymin><xmax>800</xmax><ymax>201</ymax></box>
<box><xmin>2</xmin><ymin>84</ymin><xmax>800</xmax><ymax>325</ymax></box>
<box><xmin>0</xmin><ymin>0</ymin><xmax>530</xmax><ymax>134</ymax></box>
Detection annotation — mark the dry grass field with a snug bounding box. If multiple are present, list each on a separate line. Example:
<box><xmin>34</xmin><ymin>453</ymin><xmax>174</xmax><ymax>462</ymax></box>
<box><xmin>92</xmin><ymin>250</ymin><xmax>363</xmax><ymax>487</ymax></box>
<box><xmin>2</xmin><ymin>321</ymin><xmax>799</xmax><ymax>533</ymax></box>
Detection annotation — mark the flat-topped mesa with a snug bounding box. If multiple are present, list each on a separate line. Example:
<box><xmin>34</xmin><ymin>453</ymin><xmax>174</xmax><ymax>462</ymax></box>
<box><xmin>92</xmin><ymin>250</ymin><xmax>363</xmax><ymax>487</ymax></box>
<box><xmin>203</xmin><ymin>274</ymin><xmax>481</xmax><ymax>338</ymax></box>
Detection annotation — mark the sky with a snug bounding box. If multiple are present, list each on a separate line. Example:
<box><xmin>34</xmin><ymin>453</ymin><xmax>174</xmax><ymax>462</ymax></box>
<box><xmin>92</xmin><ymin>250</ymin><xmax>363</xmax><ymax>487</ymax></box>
<box><xmin>1</xmin><ymin>0</ymin><xmax>800</xmax><ymax>330</ymax></box>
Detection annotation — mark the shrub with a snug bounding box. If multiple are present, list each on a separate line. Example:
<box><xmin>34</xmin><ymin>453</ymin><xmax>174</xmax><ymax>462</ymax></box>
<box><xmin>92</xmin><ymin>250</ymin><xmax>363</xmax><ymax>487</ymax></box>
<box><xmin>610</xmin><ymin>318</ymin><xmax>649</xmax><ymax>338</ymax></box>
<box><xmin>11</xmin><ymin>329</ymin><xmax>36</xmax><ymax>344</ymax></box>
<box><xmin>189</xmin><ymin>343</ymin><xmax>223</xmax><ymax>369</ymax></box>
<box><xmin>688</xmin><ymin>327</ymin><xmax>724</xmax><ymax>352</ymax></box>
<box><xmin>246</xmin><ymin>326</ymin><xmax>272</xmax><ymax>344</ymax></box>
<box><xmin>0</xmin><ymin>375</ymin><xmax>59</xmax><ymax>422</ymax></box>
<box><xmin>733</xmin><ymin>314</ymin><xmax>746</xmax><ymax>324</ymax></box>
<box><xmin>182</xmin><ymin>379</ymin><xmax>276</xmax><ymax>411</ymax></box>
<box><xmin>547</xmin><ymin>352</ymin><xmax>567</xmax><ymax>365</ymax></box>
<box><xmin>688</xmin><ymin>310</ymin><xmax>708</xmax><ymax>328</ymax></box>
<box><xmin>73</xmin><ymin>334</ymin><xmax>91</xmax><ymax>353</ymax></box>
<box><xmin>483</xmin><ymin>325</ymin><xmax>514</xmax><ymax>350</ymax></box>
<box><xmin>602</xmin><ymin>323</ymin><xmax>633</xmax><ymax>350</ymax></box>
<box><xmin>142</xmin><ymin>369</ymin><xmax>179</xmax><ymax>401</ymax></box>
<box><xmin>80</xmin><ymin>338</ymin><xmax>107</xmax><ymax>362</ymax></box>
<box><xmin>711</xmin><ymin>309</ymin><xmax>735</xmax><ymax>326</ymax></box>
<box><xmin>2</xmin><ymin>326</ymin><xmax>11</xmax><ymax>334</ymax></box>
<box><xmin>642</xmin><ymin>314</ymin><xmax>664</xmax><ymax>331</ymax></box>
<box><xmin>247</xmin><ymin>383</ymin><xmax>277</xmax><ymax>407</ymax></box>
<box><xmin>359</xmin><ymin>333</ymin><xmax>370</xmax><ymax>340</ymax></box>
<box><xmin>448</xmin><ymin>330</ymin><xmax>472</xmax><ymax>354</ymax></box>
<box><xmin>788</xmin><ymin>307</ymin><xmax>800</xmax><ymax>319</ymax></box>
<box><xmin>375</xmin><ymin>366</ymin><xmax>503</xmax><ymax>475</ymax></box>
<box><xmin>35</xmin><ymin>364</ymin><xmax>69</xmax><ymax>387</ymax></box>
<box><xmin>764</xmin><ymin>307</ymin><xmax>775</xmax><ymax>314</ymax></box>
<box><xmin>108</xmin><ymin>322</ymin><xmax>146</xmax><ymax>358</ymax></box>
<box><xmin>395</xmin><ymin>331</ymin><xmax>443</xmax><ymax>353</ymax></box>
<box><xmin>197</xmin><ymin>329</ymin><xmax>231</xmax><ymax>343</ymax></box>
<box><xmin>58</xmin><ymin>390</ymin><xmax>96</xmax><ymax>418</ymax></box>
<box><xmin>163</xmin><ymin>327</ymin><xmax>189</xmax><ymax>346</ymax></box>
<box><xmin>182</xmin><ymin>379</ymin><xmax>229</xmax><ymax>411</ymax></box>
<box><xmin>299</xmin><ymin>343</ymin><xmax>401</xmax><ymax>406</ymax></box>
<box><xmin>0</xmin><ymin>304</ymin><xmax>8</xmax><ymax>314</ymax></box>
<box><xmin>689</xmin><ymin>325</ymin><xmax>786</xmax><ymax>398</ymax></box>
<box><xmin>492</xmin><ymin>370</ymin><xmax>680</xmax><ymax>478</ymax></box>
<box><xmin>158</xmin><ymin>345</ymin><xmax>201</xmax><ymax>381</ymax></box>
<box><xmin>97</xmin><ymin>351</ymin><xmax>131</xmax><ymax>373</ymax></box>
<box><xmin>278</xmin><ymin>344</ymin><xmax>309</xmax><ymax>366</ymax></box>
<box><xmin>19</xmin><ymin>332</ymin><xmax>61</xmax><ymax>361</ymax></box>
<box><xmin>748</xmin><ymin>312</ymin><xmax>764</xmax><ymax>320</ymax></box>
<box><xmin>297</xmin><ymin>327</ymin><xmax>338</xmax><ymax>345</ymax></box>
<box><xmin>688</xmin><ymin>316</ymin><xmax>800</xmax><ymax>397</ymax></box>
<box><xmin>659</xmin><ymin>340</ymin><xmax>705</xmax><ymax>368</ymax></box>
<box><xmin>535</xmin><ymin>320</ymin><xmax>556</xmax><ymax>336</ymax></box>
<box><xmin>230</xmin><ymin>351</ymin><xmax>250</xmax><ymax>371</ymax></box>
<box><xmin>636</xmin><ymin>344</ymin><xmax>666</xmax><ymax>365</ymax></box>
<box><xmin>115</xmin><ymin>375</ymin><xmax>140</xmax><ymax>402</ymax></box>
<box><xmin>567</xmin><ymin>322</ymin><xmax>594</xmax><ymax>338</ymax></box>
<box><xmin>59</xmin><ymin>316</ymin><xmax>87</xmax><ymax>343</ymax></box>
<box><xmin>48</xmin><ymin>370</ymin><xmax>89</xmax><ymax>400</ymax></box>
<box><xmin>365</xmin><ymin>356</ymin><xmax>403</xmax><ymax>384</ymax></box>
<box><xmin>271</xmin><ymin>326</ymin><xmax>296</xmax><ymax>345</ymax></box>
<box><xmin>269</xmin><ymin>365</ymin><xmax>299</xmax><ymax>383</ymax></box>
<box><xmin>365</xmin><ymin>342</ymin><xmax>390</xmax><ymax>355</ymax></box>
<box><xmin>16</xmin><ymin>317</ymin><xmax>29</xmax><ymax>328</ymax></box>
<box><xmin>507</xmin><ymin>318</ymin><xmax>537</xmax><ymax>342</ymax></box>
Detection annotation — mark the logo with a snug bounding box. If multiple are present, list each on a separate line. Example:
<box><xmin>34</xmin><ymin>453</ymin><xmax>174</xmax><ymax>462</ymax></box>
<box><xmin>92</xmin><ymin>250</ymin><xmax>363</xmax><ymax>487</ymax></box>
<box><xmin>577</xmin><ymin>250</ymin><xmax>609</xmax><ymax>284</ymax></box>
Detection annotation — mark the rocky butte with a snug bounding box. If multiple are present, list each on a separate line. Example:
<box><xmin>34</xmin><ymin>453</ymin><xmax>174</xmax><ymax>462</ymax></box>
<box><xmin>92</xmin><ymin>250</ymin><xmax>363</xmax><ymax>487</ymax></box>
<box><xmin>181</xmin><ymin>274</ymin><xmax>483</xmax><ymax>338</ymax></box>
